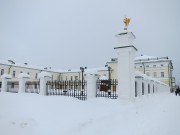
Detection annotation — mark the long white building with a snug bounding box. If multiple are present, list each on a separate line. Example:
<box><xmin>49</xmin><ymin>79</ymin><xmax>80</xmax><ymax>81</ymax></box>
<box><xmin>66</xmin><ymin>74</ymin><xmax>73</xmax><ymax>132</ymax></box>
<box><xmin>0</xmin><ymin>55</ymin><xmax>176</xmax><ymax>92</ymax></box>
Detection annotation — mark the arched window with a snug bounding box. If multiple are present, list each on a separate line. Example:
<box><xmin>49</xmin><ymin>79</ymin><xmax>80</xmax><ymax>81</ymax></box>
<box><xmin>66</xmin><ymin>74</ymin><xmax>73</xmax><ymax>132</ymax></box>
<box><xmin>1</xmin><ymin>69</ymin><xmax>4</xmax><ymax>75</ymax></box>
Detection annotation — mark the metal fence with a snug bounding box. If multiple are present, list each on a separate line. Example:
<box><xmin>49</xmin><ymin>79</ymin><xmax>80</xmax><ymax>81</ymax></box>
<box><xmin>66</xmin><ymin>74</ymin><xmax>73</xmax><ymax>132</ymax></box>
<box><xmin>25</xmin><ymin>81</ymin><xmax>40</xmax><ymax>94</ymax></box>
<box><xmin>46</xmin><ymin>80</ymin><xmax>87</xmax><ymax>100</ymax></box>
<box><xmin>96</xmin><ymin>79</ymin><xmax>118</xmax><ymax>99</ymax></box>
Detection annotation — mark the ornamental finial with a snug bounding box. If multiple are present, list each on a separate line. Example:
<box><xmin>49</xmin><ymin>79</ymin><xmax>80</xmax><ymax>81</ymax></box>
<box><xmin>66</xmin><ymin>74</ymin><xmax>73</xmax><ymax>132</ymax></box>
<box><xmin>123</xmin><ymin>15</ymin><xmax>130</xmax><ymax>30</ymax></box>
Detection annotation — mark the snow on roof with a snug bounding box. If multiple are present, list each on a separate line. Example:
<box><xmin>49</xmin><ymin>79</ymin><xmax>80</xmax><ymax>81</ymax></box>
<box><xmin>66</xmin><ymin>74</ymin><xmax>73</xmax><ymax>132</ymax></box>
<box><xmin>1</xmin><ymin>74</ymin><xmax>12</xmax><ymax>79</ymax></box>
<box><xmin>0</xmin><ymin>59</ymin><xmax>108</xmax><ymax>74</ymax></box>
<box><xmin>84</xmin><ymin>69</ymin><xmax>99</xmax><ymax>75</ymax></box>
<box><xmin>135</xmin><ymin>55</ymin><xmax>169</xmax><ymax>63</ymax></box>
<box><xmin>135</xmin><ymin>55</ymin><xmax>157</xmax><ymax>60</ymax></box>
<box><xmin>0</xmin><ymin>59</ymin><xmax>67</xmax><ymax>73</ymax></box>
<box><xmin>62</xmin><ymin>67</ymin><xmax>108</xmax><ymax>74</ymax></box>
<box><xmin>99</xmin><ymin>75</ymin><xmax>108</xmax><ymax>80</ymax></box>
<box><xmin>18</xmin><ymin>73</ymin><xmax>30</xmax><ymax>79</ymax></box>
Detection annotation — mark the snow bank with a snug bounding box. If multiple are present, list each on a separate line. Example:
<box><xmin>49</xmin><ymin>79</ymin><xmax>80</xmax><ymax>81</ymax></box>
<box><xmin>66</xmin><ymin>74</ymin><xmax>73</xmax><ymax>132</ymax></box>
<box><xmin>0</xmin><ymin>92</ymin><xmax>180</xmax><ymax>135</ymax></box>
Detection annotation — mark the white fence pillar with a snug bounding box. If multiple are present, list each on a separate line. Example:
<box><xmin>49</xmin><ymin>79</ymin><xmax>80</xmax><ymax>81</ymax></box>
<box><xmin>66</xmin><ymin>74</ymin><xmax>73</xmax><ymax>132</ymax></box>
<box><xmin>144</xmin><ymin>80</ymin><xmax>148</xmax><ymax>96</ymax></box>
<box><xmin>150</xmin><ymin>80</ymin><xmax>154</xmax><ymax>94</ymax></box>
<box><xmin>85</xmin><ymin>71</ymin><xmax>99</xmax><ymax>99</ymax></box>
<box><xmin>18</xmin><ymin>73</ymin><xmax>30</xmax><ymax>93</ymax></box>
<box><xmin>114</xmin><ymin>31</ymin><xmax>137</xmax><ymax>101</ymax></box>
<box><xmin>136</xmin><ymin>77</ymin><xmax>143</xmax><ymax>97</ymax></box>
<box><xmin>154</xmin><ymin>82</ymin><xmax>158</xmax><ymax>93</ymax></box>
<box><xmin>38</xmin><ymin>72</ymin><xmax>52</xmax><ymax>96</ymax></box>
<box><xmin>0</xmin><ymin>74</ymin><xmax>12</xmax><ymax>92</ymax></box>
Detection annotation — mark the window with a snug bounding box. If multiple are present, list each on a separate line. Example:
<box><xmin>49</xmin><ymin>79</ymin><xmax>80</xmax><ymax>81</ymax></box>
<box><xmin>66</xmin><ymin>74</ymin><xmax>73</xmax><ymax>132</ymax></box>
<box><xmin>140</xmin><ymin>66</ymin><xmax>142</xmax><ymax>68</ymax></box>
<box><xmin>27</xmin><ymin>72</ymin><xmax>30</xmax><ymax>75</ymax></box>
<box><xmin>57</xmin><ymin>76</ymin><xmax>60</xmax><ymax>81</ymax></box>
<box><xmin>27</xmin><ymin>84</ymin><xmax>29</xmax><ymax>88</ymax></box>
<box><xmin>34</xmin><ymin>84</ymin><xmax>37</xmax><ymax>89</ymax></box>
<box><xmin>0</xmin><ymin>82</ymin><xmax>2</xmax><ymax>88</ymax></box>
<box><xmin>20</xmin><ymin>71</ymin><xmax>23</xmax><ymax>73</ymax></box>
<box><xmin>35</xmin><ymin>73</ymin><xmax>38</xmax><ymax>79</ymax></box>
<box><xmin>13</xmin><ymin>71</ymin><xmax>16</xmax><ymax>77</ymax></box>
<box><xmin>161</xmin><ymin>64</ymin><xmax>164</xmax><ymax>67</ymax></box>
<box><xmin>161</xmin><ymin>72</ymin><xmax>164</xmax><ymax>77</ymax></box>
<box><xmin>1</xmin><ymin>69</ymin><xmax>4</xmax><ymax>75</ymax></box>
<box><xmin>153</xmin><ymin>65</ymin><xmax>156</xmax><ymax>67</ymax></box>
<box><xmin>75</xmin><ymin>76</ymin><xmax>78</xmax><ymax>80</ymax></box>
<box><xmin>11</xmin><ymin>83</ymin><xmax>14</xmax><ymax>88</ymax></box>
<box><xmin>146</xmin><ymin>65</ymin><xmax>149</xmax><ymax>68</ymax></box>
<box><xmin>146</xmin><ymin>72</ymin><xmax>150</xmax><ymax>76</ymax></box>
<box><xmin>153</xmin><ymin>72</ymin><xmax>157</xmax><ymax>78</ymax></box>
<box><xmin>71</xmin><ymin>76</ymin><xmax>73</xmax><ymax>80</ymax></box>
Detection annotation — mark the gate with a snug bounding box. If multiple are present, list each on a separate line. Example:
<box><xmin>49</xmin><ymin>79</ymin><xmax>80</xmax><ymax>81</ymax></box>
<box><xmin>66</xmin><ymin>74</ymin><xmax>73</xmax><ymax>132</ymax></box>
<box><xmin>46</xmin><ymin>80</ymin><xmax>87</xmax><ymax>100</ymax></box>
<box><xmin>96</xmin><ymin>79</ymin><xmax>118</xmax><ymax>99</ymax></box>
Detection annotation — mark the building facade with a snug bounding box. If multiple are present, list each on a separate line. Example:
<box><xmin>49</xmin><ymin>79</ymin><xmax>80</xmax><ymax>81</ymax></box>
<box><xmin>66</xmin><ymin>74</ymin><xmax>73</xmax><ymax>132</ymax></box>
<box><xmin>0</xmin><ymin>60</ymin><xmax>109</xmax><ymax>90</ymax></box>
<box><xmin>0</xmin><ymin>55</ymin><xmax>175</xmax><ymax>92</ymax></box>
<box><xmin>107</xmin><ymin>55</ymin><xmax>175</xmax><ymax>91</ymax></box>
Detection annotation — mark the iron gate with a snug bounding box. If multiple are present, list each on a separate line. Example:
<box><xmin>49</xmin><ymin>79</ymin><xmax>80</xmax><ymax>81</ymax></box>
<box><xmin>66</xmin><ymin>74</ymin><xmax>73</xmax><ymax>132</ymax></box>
<box><xmin>46</xmin><ymin>80</ymin><xmax>87</xmax><ymax>100</ymax></box>
<box><xmin>96</xmin><ymin>79</ymin><xmax>118</xmax><ymax>99</ymax></box>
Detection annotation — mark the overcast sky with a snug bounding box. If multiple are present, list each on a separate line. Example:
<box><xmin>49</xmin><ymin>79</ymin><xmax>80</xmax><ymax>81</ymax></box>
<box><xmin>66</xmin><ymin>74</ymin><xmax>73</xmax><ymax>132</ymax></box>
<box><xmin>0</xmin><ymin>0</ymin><xmax>180</xmax><ymax>83</ymax></box>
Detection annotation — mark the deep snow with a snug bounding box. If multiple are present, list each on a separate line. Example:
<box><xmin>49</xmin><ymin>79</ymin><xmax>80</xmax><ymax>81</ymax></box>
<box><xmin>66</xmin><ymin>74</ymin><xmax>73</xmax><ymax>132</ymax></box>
<box><xmin>0</xmin><ymin>92</ymin><xmax>180</xmax><ymax>135</ymax></box>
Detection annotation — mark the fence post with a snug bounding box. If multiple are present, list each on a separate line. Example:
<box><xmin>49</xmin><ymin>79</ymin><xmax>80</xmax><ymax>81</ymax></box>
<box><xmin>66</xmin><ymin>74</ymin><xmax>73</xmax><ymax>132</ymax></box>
<box><xmin>135</xmin><ymin>76</ymin><xmax>143</xmax><ymax>97</ymax></box>
<box><xmin>84</xmin><ymin>70</ymin><xmax>99</xmax><ymax>99</ymax></box>
<box><xmin>150</xmin><ymin>80</ymin><xmax>154</xmax><ymax>94</ymax></box>
<box><xmin>144</xmin><ymin>79</ymin><xmax>148</xmax><ymax>96</ymax></box>
<box><xmin>0</xmin><ymin>74</ymin><xmax>12</xmax><ymax>92</ymax></box>
<box><xmin>18</xmin><ymin>73</ymin><xmax>30</xmax><ymax>93</ymax></box>
<box><xmin>38</xmin><ymin>71</ymin><xmax>52</xmax><ymax>96</ymax></box>
<box><xmin>114</xmin><ymin>31</ymin><xmax>137</xmax><ymax>101</ymax></box>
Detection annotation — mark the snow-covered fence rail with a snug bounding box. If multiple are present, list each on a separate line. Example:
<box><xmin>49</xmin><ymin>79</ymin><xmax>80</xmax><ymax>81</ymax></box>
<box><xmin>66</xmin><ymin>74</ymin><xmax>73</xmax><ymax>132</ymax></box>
<box><xmin>135</xmin><ymin>71</ymin><xmax>170</xmax><ymax>97</ymax></box>
<box><xmin>96</xmin><ymin>79</ymin><xmax>118</xmax><ymax>99</ymax></box>
<box><xmin>46</xmin><ymin>80</ymin><xmax>87</xmax><ymax>100</ymax></box>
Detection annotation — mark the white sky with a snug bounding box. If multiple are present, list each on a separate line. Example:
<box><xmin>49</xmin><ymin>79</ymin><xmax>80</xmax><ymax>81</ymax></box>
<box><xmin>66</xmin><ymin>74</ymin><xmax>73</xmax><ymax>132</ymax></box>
<box><xmin>0</xmin><ymin>0</ymin><xmax>180</xmax><ymax>82</ymax></box>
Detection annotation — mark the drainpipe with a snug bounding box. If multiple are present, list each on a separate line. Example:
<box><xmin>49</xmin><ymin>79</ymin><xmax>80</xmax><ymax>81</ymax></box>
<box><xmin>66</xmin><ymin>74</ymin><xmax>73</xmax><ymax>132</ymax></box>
<box><xmin>8</xmin><ymin>65</ymin><xmax>12</xmax><ymax>74</ymax></box>
<box><xmin>79</xmin><ymin>72</ymin><xmax>81</xmax><ymax>80</ymax></box>
<box><xmin>142</xmin><ymin>62</ymin><xmax>145</xmax><ymax>74</ymax></box>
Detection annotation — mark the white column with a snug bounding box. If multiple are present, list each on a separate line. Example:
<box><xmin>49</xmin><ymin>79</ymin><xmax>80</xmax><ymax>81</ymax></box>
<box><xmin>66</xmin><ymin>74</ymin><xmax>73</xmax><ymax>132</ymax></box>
<box><xmin>18</xmin><ymin>73</ymin><xmax>30</xmax><ymax>93</ymax></box>
<box><xmin>150</xmin><ymin>80</ymin><xmax>154</xmax><ymax>94</ymax></box>
<box><xmin>114</xmin><ymin>31</ymin><xmax>137</xmax><ymax>101</ymax></box>
<box><xmin>38</xmin><ymin>72</ymin><xmax>52</xmax><ymax>96</ymax></box>
<box><xmin>144</xmin><ymin>80</ymin><xmax>148</xmax><ymax>96</ymax></box>
<box><xmin>85</xmin><ymin>71</ymin><xmax>99</xmax><ymax>99</ymax></box>
<box><xmin>136</xmin><ymin>77</ymin><xmax>143</xmax><ymax>97</ymax></box>
<box><xmin>1</xmin><ymin>74</ymin><xmax>12</xmax><ymax>92</ymax></box>
<box><xmin>154</xmin><ymin>82</ymin><xmax>158</xmax><ymax>93</ymax></box>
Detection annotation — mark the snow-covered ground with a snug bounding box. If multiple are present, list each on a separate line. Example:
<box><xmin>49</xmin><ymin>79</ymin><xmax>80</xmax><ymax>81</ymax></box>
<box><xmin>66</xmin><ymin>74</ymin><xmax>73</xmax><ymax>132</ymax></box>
<box><xmin>0</xmin><ymin>92</ymin><xmax>180</xmax><ymax>135</ymax></box>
